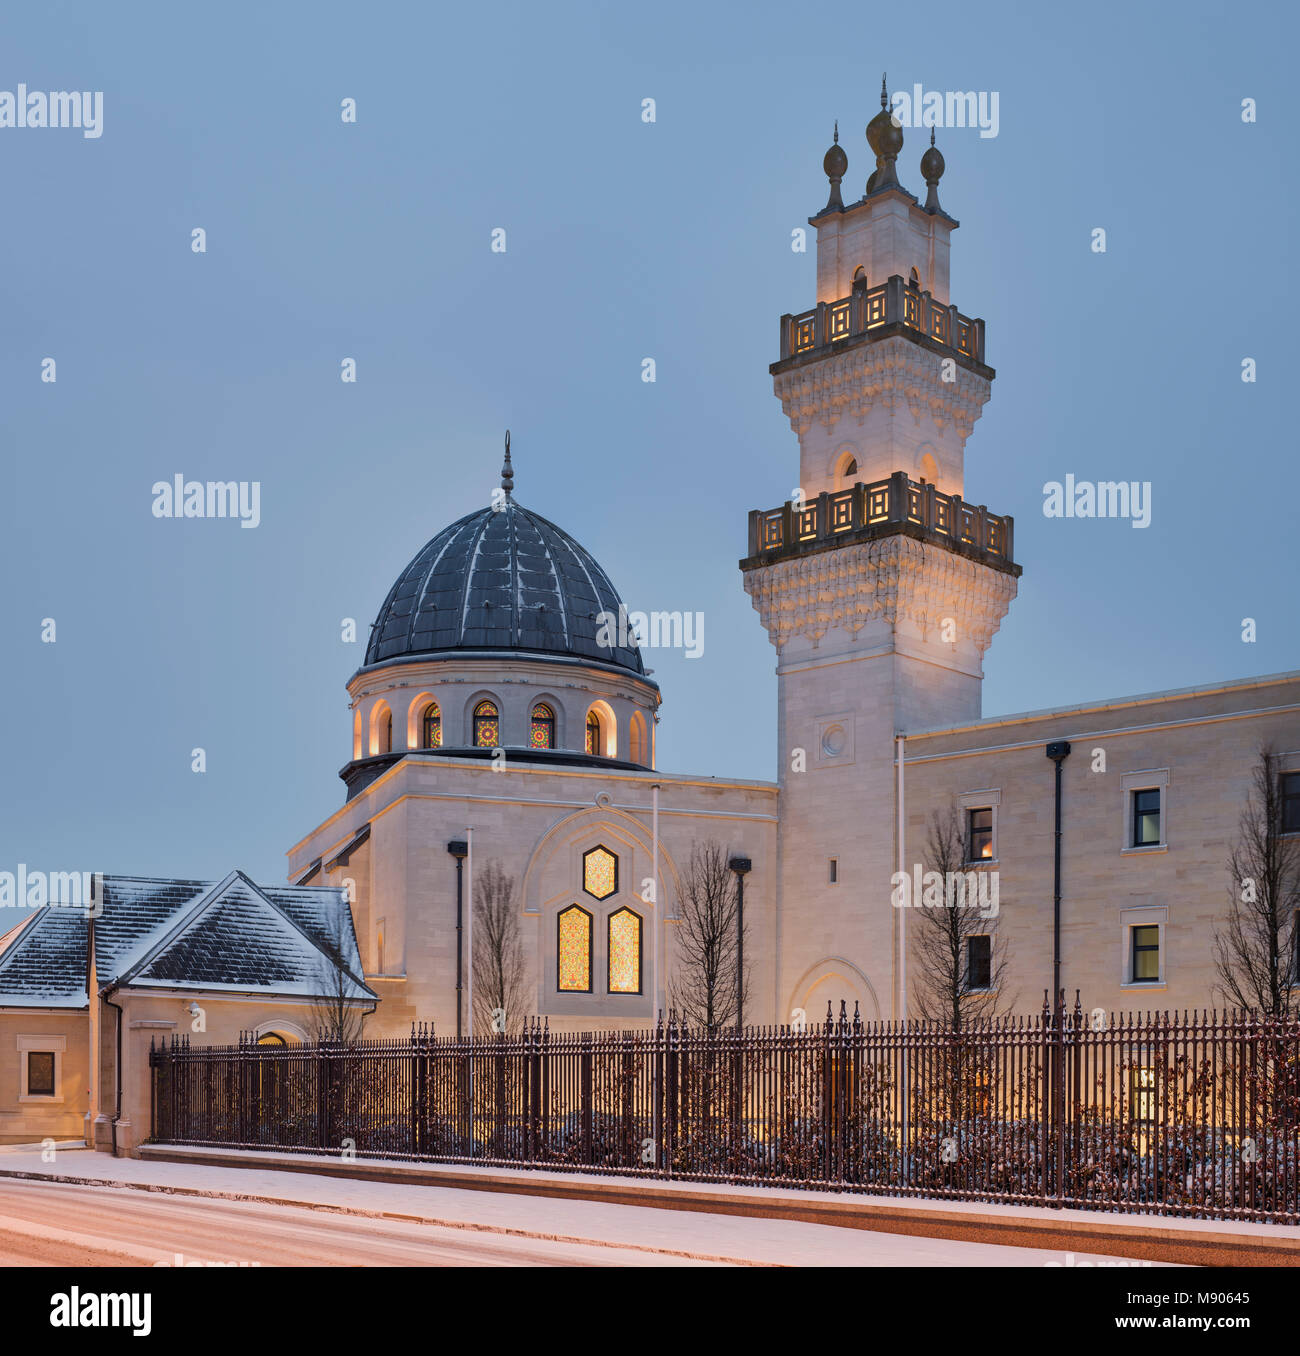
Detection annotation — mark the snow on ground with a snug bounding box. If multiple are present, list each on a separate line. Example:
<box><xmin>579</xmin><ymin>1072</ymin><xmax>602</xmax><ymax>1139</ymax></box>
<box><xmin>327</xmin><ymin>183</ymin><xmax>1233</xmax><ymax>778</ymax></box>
<box><xmin>0</xmin><ymin>1147</ymin><xmax>1174</xmax><ymax>1267</ymax></box>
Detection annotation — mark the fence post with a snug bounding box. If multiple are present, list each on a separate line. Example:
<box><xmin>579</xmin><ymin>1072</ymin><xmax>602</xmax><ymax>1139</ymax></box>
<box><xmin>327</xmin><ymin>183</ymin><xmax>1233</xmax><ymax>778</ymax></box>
<box><xmin>580</xmin><ymin>1031</ymin><xmax>593</xmax><ymax>1164</ymax></box>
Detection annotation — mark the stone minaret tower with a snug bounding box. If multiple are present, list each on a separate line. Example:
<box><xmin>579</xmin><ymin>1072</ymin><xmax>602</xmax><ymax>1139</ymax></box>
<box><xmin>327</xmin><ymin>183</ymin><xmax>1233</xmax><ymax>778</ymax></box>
<box><xmin>741</xmin><ymin>85</ymin><xmax>1021</xmax><ymax>1022</ymax></box>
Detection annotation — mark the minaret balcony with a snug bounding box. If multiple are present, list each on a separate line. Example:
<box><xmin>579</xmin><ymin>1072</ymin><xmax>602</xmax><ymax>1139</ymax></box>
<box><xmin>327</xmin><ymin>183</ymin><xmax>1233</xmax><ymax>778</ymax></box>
<box><xmin>742</xmin><ymin>471</ymin><xmax>1018</xmax><ymax>576</ymax></box>
<box><xmin>774</xmin><ymin>275</ymin><xmax>988</xmax><ymax>372</ymax></box>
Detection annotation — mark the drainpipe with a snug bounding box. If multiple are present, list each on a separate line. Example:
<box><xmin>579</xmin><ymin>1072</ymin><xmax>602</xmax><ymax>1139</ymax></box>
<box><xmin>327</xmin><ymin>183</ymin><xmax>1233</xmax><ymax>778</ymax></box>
<box><xmin>101</xmin><ymin>986</ymin><xmax>125</xmax><ymax>1157</ymax></box>
<box><xmin>447</xmin><ymin>840</ymin><xmax>468</xmax><ymax>1039</ymax></box>
<box><xmin>896</xmin><ymin>734</ymin><xmax>906</xmax><ymax>1020</ymax></box>
<box><xmin>651</xmin><ymin>784</ymin><xmax>660</xmax><ymax>1018</ymax></box>
<box><xmin>1045</xmin><ymin>741</ymin><xmax>1072</xmax><ymax>1004</ymax></box>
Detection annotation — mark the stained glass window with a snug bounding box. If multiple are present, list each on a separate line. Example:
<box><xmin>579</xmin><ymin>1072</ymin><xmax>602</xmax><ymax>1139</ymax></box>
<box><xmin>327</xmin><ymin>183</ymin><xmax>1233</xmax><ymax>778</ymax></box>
<box><xmin>607</xmin><ymin>907</ymin><xmax>642</xmax><ymax>994</ymax></box>
<box><xmin>583</xmin><ymin>846</ymin><xmax>617</xmax><ymax>900</ymax></box>
<box><xmin>557</xmin><ymin>904</ymin><xmax>592</xmax><ymax>992</ymax></box>
<box><xmin>586</xmin><ymin>711</ymin><xmax>601</xmax><ymax>756</ymax></box>
<box><xmin>422</xmin><ymin>702</ymin><xmax>441</xmax><ymax>749</ymax></box>
<box><xmin>473</xmin><ymin>700</ymin><xmax>499</xmax><ymax>748</ymax></box>
<box><xmin>530</xmin><ymin>703</ymin><xmax>554</xmax><ymax>749</ymax></box>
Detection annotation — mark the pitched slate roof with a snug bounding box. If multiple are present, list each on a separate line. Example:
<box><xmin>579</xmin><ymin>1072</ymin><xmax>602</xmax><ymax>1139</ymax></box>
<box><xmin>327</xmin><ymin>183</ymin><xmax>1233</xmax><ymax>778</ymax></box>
<box><xmin>0</xmin><ymin>872</ymin><xmax>374</xmax><ymax>1008</ymax></box>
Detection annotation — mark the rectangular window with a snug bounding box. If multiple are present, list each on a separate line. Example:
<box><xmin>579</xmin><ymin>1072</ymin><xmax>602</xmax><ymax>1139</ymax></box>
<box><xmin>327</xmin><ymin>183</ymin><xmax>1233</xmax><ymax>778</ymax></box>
<box><xmin>966</xmin><ymin>935</ymin><xmax>992</xmax><ymax>991</ymax></box>
<box><xmin>1132</xmin><ymin>788</ymin><xmax>1161</xmax><ymax>847</ymax></box>
<box><xmin>1130</xmin><ymin>924</ymin><xmax>1160</xmax><ymax>982</ymax></box>
<box><xmin>967</xmin><ymin>808</ymin><xmax>993</xmax><ymax>861</ymax></box>
<box><xmin>26</xmin><ymin>1051</ymin><xmax>55</xmax><ymax>1097</ymax></box>
<box><xmin>1283</xmin><ymin>772</ymin><xmax>1300</xmax><ymax>835</ymax></box>
<box><xmin>1130</xmin><ymin>1066</ymin><xmax>1156</xmax><ymax>1124</ymax></box>
<box><xmin>828</xmin><ymin>857</ymin><xmax>838</xmax><ymax>885</ymax></box>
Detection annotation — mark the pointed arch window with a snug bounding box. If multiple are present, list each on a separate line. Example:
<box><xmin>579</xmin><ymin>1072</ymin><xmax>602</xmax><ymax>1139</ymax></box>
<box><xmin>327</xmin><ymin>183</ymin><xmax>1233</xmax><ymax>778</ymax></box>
<box><xmin>607</xmin><ymin>907</ymin><xmax>642</xmax><ymax>994</ymax></box>
<box><xmin>530</xmin><ymin>702</ymin><xmax>555</xmax><ymax>749</ymax></box>
<box><xmin>557</xmin><ymin>904</ymin><xmax>592</xmax><ymax>993</ymax></box>
<box><xmin>422</xmin><ymin>702</ymin><xmax>442</xmax><ymax>749</ymax></box>
<box><xmin>586</xmin><ymin>711</ymin><xmax>602</xmax><ymax>756</ymax></box>
<box><xmin>473</xmin><ymin>700</ymin><xmax>499</xmax><ymax>748</ymax></box>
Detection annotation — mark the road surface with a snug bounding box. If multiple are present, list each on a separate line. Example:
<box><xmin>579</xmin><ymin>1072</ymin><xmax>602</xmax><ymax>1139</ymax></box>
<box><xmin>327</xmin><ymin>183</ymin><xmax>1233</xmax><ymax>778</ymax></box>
<box><xmin>0</xmin><ymin>1178</ymin><xmax>717</xmax><ymax>1266</ymax></box>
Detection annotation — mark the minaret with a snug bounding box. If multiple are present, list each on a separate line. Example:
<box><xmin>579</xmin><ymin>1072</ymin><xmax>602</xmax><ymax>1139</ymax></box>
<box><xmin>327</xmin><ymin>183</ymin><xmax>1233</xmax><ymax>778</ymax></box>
<box><xmin>741</xmin><ymin>94</ymin><xmax>1020</xmax><ymax>1022</ymax></box>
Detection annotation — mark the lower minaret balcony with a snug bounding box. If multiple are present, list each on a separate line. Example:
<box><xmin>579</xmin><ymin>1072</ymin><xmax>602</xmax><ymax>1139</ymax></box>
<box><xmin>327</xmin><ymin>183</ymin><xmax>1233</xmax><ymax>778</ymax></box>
<box><xmin>741</xmin><ymin>471</ymin><xmax>1019</xmax><ymax>577</ymax></box>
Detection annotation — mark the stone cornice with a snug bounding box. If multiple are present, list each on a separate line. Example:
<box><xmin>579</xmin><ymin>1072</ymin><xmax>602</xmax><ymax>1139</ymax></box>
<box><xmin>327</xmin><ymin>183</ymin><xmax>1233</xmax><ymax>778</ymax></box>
<box><xmin>772</xmin><ymin>333</ymin><xmax>992</xmax><ymax>440</ymax></box>
<box><xmin>742</xmin><ymin>534</ymin><xmax>1018</xmax><ymax>655</ymax></box>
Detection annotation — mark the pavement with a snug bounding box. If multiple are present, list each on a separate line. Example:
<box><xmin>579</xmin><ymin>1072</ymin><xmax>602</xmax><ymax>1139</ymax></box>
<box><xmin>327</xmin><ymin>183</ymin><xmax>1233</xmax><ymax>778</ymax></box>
<box><xmin>0</xmin><ymin>1145</ymin><xmax>1176</xmax><ymax>1267</ymax></box>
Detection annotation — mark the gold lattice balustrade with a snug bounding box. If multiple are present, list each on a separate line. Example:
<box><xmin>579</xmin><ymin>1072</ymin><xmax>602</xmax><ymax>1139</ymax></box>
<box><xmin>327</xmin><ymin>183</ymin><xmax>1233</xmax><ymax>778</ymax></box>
<box><xmin>776</xmin><ymin>274</ymin><xmax>986</xmax><ymax>368</ymax></box>
<box><xmin>742</xmin><ymin>471</ymin><xmax>1018</xmax><ymax>575</ymax></box>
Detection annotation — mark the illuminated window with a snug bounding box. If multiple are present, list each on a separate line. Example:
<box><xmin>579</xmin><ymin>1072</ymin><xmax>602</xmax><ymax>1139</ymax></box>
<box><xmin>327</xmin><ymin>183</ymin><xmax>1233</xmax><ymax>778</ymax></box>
<box><xmin>422</xmin><ymin>703</ymin><xmax>441</xmax><ymax>749</ymax></box>
<box><xmin>583</xmin><ymin>846</ymin><xmax>618</xmax><ymax>901</ymax></box>
<box><xmin>26</xmin><ymin>1051</ymin><xmax>55</xmax><ymax>1096</ymax></box>
<box><xmin>586</xmin><ymin>711</ymin><xmax>601</xmax><ymax>756</ymax></box>
<box><xmin>530</xmin><ymin>703</ymin><xmax>555</xmax><ymax>749</ymax></box>
<box><xmin>381</xmin><ymin>710</ymin><xmax>393</xmax><ymax>754</ymax></box>
<box><xmin>1132</xmin><ymin>789</ymin><xmax>1161</xmax><ymax>847</ymax></box>
<box><xmin>607</xmin><ymin>907</ymin><xmax>642</xmax><ymax>994</ymax></box>
<box><xmin>967</xmin><ymin>807</ymin><xmax>993</xmax><ymax>861</ymax></box>
<box><xmin>1130</xmin><ymin>1066</ymin><xmax>1156</xmax><ymax>1124</ymax></box>
<box><xmin>255</xmin><ymin>1032</ymin><xmax>287</xmax><ymax>1047</ymax></box>
<box><xmin>557</xmin><ymin>904</ymin><xmax>592</xmax><ymax>992</ymax></box>
<box><xmin>473</xmin><ymin>700</ymin><xmax>499</xmax><ymax>748</ymax></box>
<box><xmin>1130</xmin><ymin>925</ymin><xmax>1160</xmax><ymax>983</ymax></box>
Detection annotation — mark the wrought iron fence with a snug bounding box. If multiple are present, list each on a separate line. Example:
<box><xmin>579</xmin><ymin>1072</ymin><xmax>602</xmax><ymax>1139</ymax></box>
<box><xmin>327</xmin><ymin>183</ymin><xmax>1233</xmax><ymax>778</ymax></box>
<box><xmin>149</xmin><ymin>995</ymin><xmax>1300</xmax><ymax>1223</ymax></box>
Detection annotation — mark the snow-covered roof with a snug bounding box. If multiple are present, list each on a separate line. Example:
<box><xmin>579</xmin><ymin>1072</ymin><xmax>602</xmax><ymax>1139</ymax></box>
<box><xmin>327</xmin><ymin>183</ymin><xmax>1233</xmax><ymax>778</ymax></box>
<box><xmin>0</xmin><ymin>872</ymin><xmax>375</xmax><ymax>1008</ymax></box>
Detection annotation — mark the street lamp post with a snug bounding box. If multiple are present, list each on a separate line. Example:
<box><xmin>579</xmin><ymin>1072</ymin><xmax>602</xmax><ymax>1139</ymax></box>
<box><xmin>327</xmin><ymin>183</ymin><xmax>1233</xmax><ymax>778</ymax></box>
<box><xmin>728</xmin><ymin>855</ymin><xmax>751</xmax><ymax>1030</ymax></box>
<box><xmin>447</xmin><ymin>840</ymin><xmax>468</xmax><ymax>1038</ymax></box>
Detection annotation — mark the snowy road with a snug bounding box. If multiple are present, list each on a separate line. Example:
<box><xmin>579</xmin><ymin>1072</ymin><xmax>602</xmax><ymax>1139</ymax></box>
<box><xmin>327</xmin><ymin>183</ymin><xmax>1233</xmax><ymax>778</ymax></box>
<box><xmin>0</xmin><ymin>1178</ymin><xmax>717</xmax><ymax>1267</ymax></box>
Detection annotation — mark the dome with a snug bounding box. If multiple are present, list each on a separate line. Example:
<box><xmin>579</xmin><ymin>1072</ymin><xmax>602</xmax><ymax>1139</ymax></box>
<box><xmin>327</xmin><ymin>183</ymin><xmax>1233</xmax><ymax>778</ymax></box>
<box><xmin>364</xmin><ymin>499</ymin><xmax>646</xmax><ymax>675</ymax></box>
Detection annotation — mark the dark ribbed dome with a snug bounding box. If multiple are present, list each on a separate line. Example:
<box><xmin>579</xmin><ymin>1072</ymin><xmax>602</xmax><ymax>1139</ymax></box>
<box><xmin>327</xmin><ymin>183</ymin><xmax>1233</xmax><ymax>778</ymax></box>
<box><xmin>365</xmin><ymin>499</ymin><xmax>645</xmax><ymax>675</ymax></box>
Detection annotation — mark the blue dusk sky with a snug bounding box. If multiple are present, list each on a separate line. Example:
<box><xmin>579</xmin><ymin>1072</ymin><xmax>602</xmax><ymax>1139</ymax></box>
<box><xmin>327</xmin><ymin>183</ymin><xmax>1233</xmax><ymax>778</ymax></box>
<box><xmin>0</xmin><ymin>0</ymin><xmax>1294</xmax><ymax>882</ymax></box>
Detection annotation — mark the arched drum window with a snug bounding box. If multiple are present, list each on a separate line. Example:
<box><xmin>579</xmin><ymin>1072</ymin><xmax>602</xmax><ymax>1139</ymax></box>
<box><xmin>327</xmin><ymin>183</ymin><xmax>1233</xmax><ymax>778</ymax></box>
<box><xmin>422</xmin><ymin>702</ymin><xmax>442</xmax><ymax>749</ymax></box>
<box><xmin>530</xmin><ymin>703</ymin><xmax>555</xmax><ymax>749</ymax></box>
<box><xmin>585</xmin><ymin>711</ymin><xmax>601</xmax><ymax>756</ymax></box>
<box><xmin>473</xmin><ymin>700</ymin><xmax>499</xmax><ymax>748</ymax></box>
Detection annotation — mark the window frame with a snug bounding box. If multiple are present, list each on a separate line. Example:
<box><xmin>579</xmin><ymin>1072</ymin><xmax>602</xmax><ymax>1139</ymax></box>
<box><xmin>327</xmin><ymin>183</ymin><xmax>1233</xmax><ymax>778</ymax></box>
<box><xmin>556</xmin><ymin>904</ymin><xmax>593</xmax><ymax>993</ymax></box>
<box><xmin>966</xmin><ymin>807</ymin><xmax>994</xmax><ymax>863</ymax></box>
<box><xmin>965</xmin><ymin>934</ymin><xmax>993</xmax><ymax>992</ymax></box>
<box><xmin>1130</xmin><ymin>923</ymin><xmax>1161</xmax><ymax>983</ymax></box>
<box><xmin>1120</xmin><ymin>769</ymin><xmax>1169</xmax><ymax>853</ymax></box>
<box><xmin>1282</xmin><ymin>771</ymin><xmax>1300</xmax><ymax>836</ymax></box>
<box><xmin>585</xmin><ymin>711</ymin><xmax>601</xmax><ymax>757</ymax></box>
<box><xmin>582</xmin><ymin>845</ymin><xmax>619</xmax><ymax>901</ymax></box>
<box><xmin>606</xmin><ymin>906</ymin><xmax>643</xmax><ymax>995</ymax></box>
<box><xmin>1132</xmin><ymin>788</ymin><xmax>1161</xmax><ymax>848</ymax></box>
<box><xmin>17</xmin><ymin>1034</ymin><xmax>65</xmax><ymax>1103</ymax></box>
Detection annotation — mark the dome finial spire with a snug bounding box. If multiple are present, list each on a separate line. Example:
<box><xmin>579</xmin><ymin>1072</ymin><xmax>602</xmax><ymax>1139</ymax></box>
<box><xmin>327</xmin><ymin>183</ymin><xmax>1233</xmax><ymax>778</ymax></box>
<box><xmin>881</xmin><ymin>73</ymin><xmax>888</xmax><ymax>109</ymax></box>
<box><xmin>501</xmin><ymin>429</ymin><xmax>514</xmax><ymax>496</ymax></box>
<box><xmin>822</xmin><ymin>120</ymin><xmax>848</xmax><ymax>211</ymax></box>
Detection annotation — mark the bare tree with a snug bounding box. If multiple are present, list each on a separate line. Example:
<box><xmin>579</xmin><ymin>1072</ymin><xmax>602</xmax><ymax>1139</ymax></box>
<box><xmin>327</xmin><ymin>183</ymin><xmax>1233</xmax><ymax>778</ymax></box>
<box><xmin>670</xmin><ymin>841</ymin><xmax>748</xmax><ymax>1029</ymax></box>
<box><xmin>309</xmin><ymin>903</ymin><xmax>369</xmax><ymax>1045</ymax></box>
<box><xmin>1215</xmin><ymin>745</ymin><xmax>1300</xmax><ymax>1017</ymax></box>
<box><xmin>471</xmin><ymin>860</ymin><xmax>529</xmax><ymax>1036</ymax></box>
<box><xmin>910</xmin><ymin>803</ymin><xmax>1013</xmax><ymax>1030</ymax></box>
